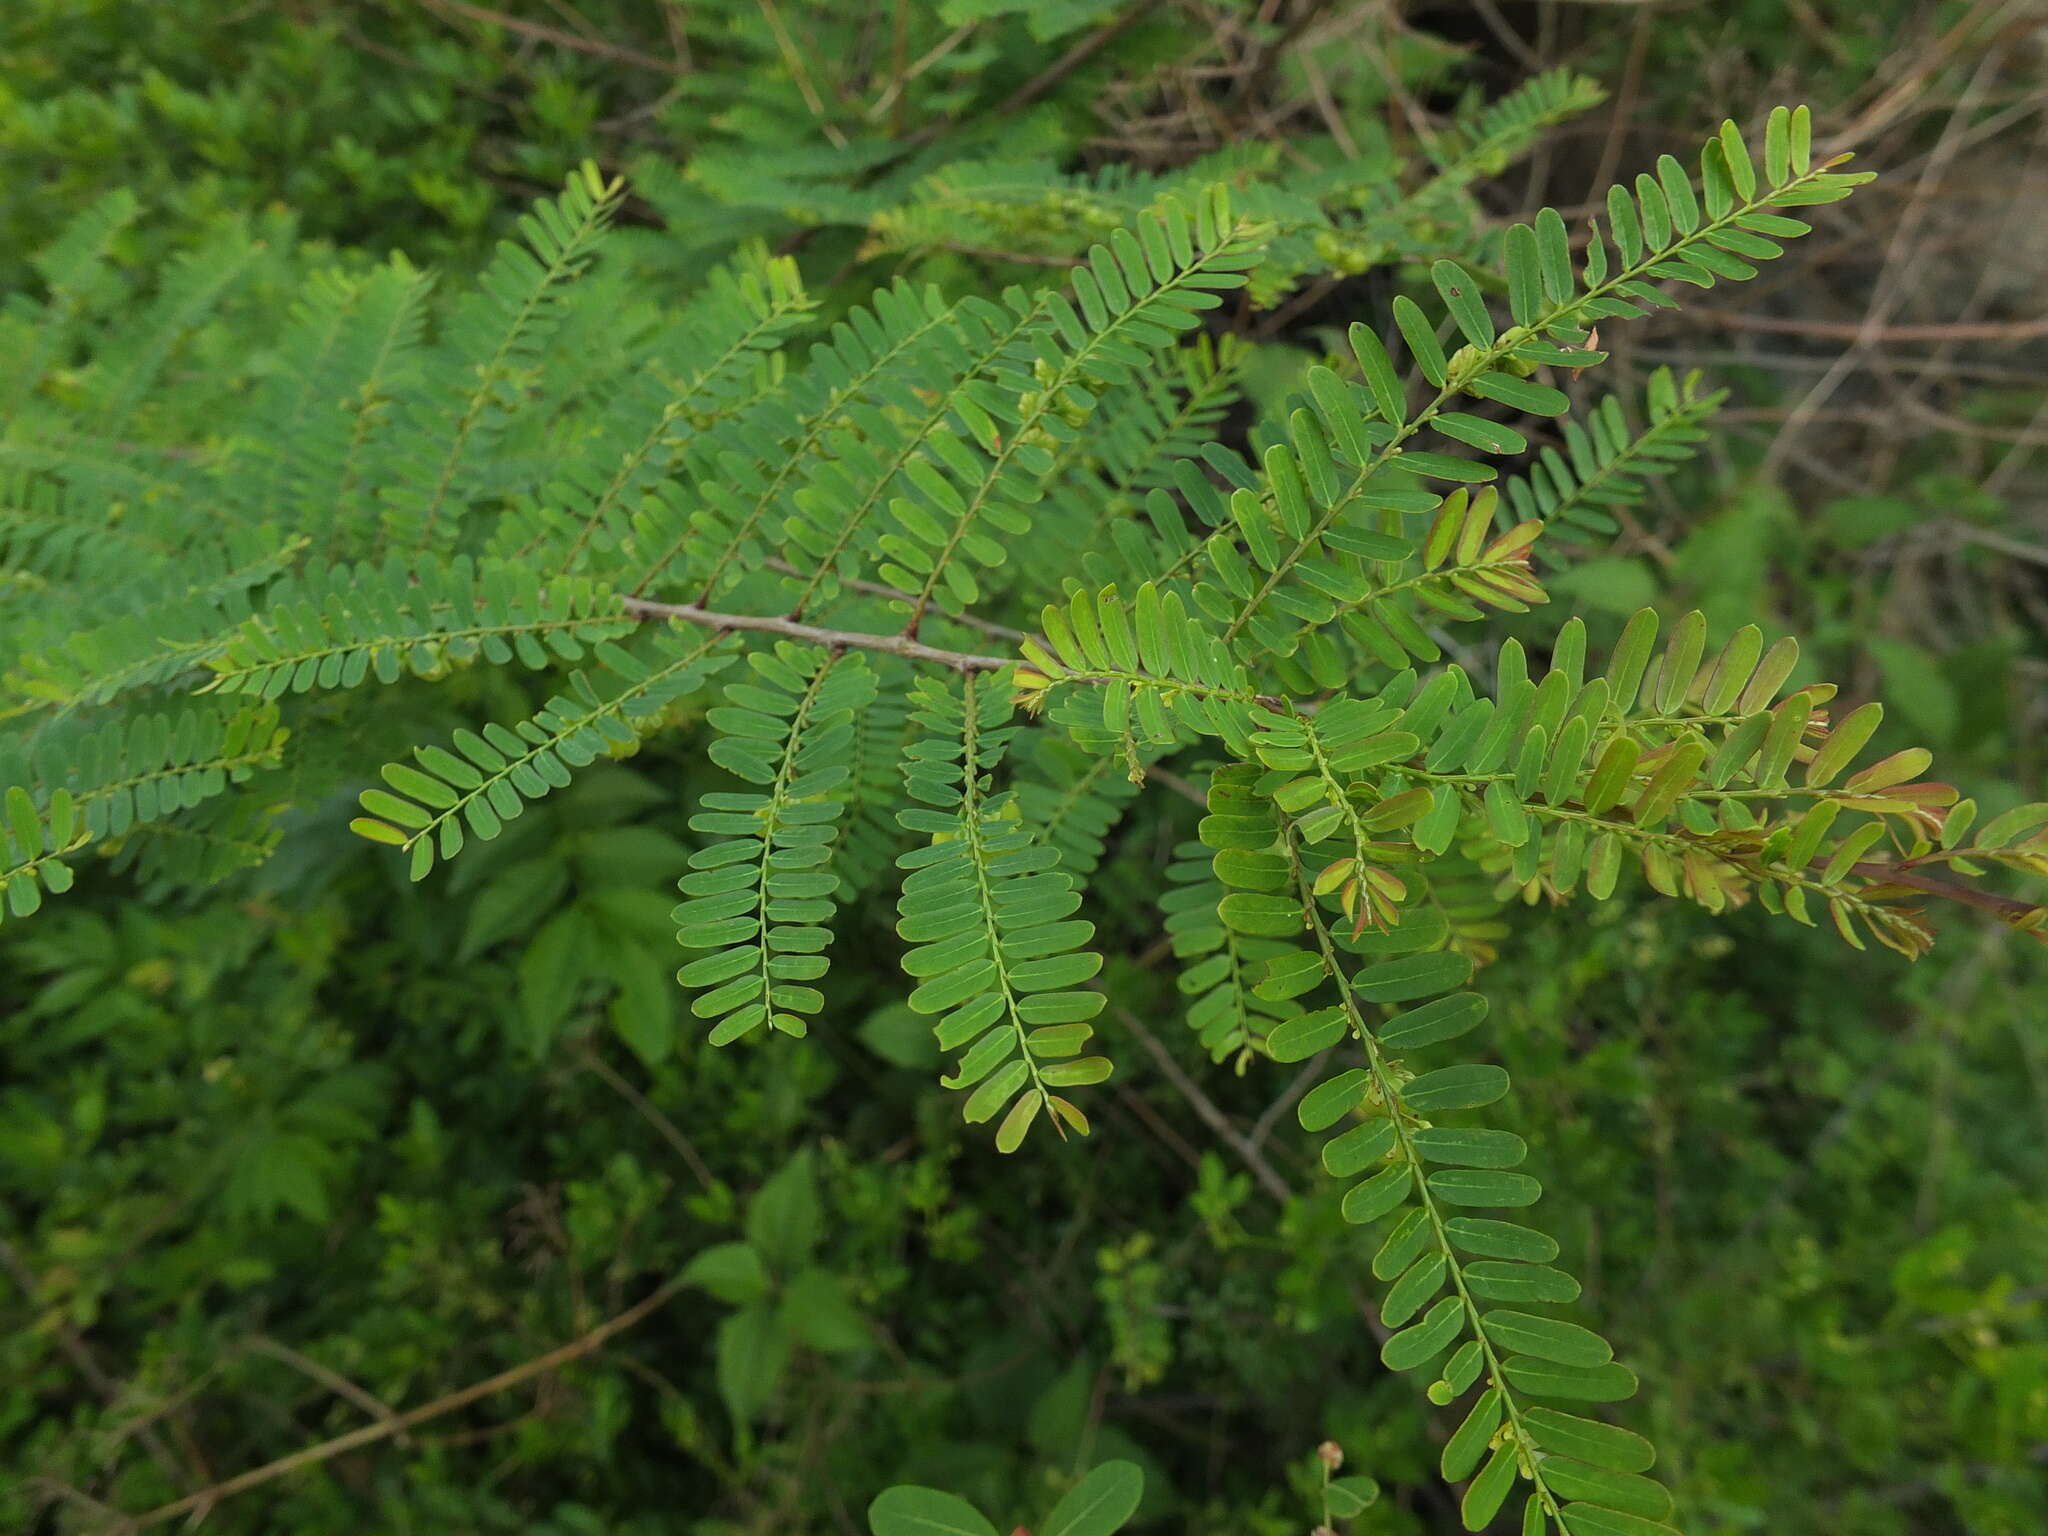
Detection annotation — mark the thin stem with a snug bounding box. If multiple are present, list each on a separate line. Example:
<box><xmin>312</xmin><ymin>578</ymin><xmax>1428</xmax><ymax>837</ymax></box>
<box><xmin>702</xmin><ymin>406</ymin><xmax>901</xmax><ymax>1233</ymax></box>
<box><xmin>1280</xmin><ymin>819</ymin><xmax>1566</xmax><ymax>1527</ymax></box>
<box><xmin>621</xmin><ymin>595</ymin><xmax>1012</xmax><ymax>672</ymax></box>
<box><xmin>126</xmin><ymin>1272</ymin><xmax>694</xmax><ymax>1528</ymax></box>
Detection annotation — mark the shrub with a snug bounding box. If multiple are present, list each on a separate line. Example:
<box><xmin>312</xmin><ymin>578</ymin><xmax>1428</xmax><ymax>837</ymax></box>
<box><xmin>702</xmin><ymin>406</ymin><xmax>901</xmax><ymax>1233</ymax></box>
<box><xmin>4</xmin><ymin>71</ymin><xmax>2044</xmax><ymax>1536</ymax></box>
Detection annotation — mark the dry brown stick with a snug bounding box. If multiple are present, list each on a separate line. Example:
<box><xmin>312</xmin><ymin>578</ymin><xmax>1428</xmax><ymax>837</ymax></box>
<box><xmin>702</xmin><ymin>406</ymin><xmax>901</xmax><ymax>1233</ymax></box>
<box><xmin>621</xmin><ymin>594</ymin><xmax>1014</xmax><ymax>671</ymax></box>
<box><xmin>414</xmin><ymin>0</ymin><xmax>684</xmax><ymax>71</ymax></box>
<box><xmin>1112</xmin><ymin>1005</ymin><xmax>1293</xmax><ymax>1204</ymax></box>
<box><xmin>244</xmin><ymin>1336</ymin><xmax>409</xmax><ymax>1447</ymax></box>
<box><xmin>125</xmin><ymin>1272</ymin><xmax>693</xmax><ymax>1529</ymax></box>
<box><xmin>756</xmin><ymin>0</ymin><xmax>849</xmax><ymax>147</ymax></box>
<box><xmin>983</xmin><ymin>0</ymin><xmax>1167</xmax><ymax>124</ymax></box>
<box><xmin>1682</xmin><ymin>311</ymin><xmax>2048</xmax><ymax>344</ymax></box>
<box><xmin>0</xmin><ymin>1236</ymin><xmax>194</xmax><ymax>1491</ymax></box>
<box><xmin>1856</xmin><ymin>863</ymin><xmax>2046</xmax><ymax>927</ymax></box>
<box><xmin>577</xmin><ymin>1043</ymin><xmax>717</xmax><ymax>1192</ymax></box>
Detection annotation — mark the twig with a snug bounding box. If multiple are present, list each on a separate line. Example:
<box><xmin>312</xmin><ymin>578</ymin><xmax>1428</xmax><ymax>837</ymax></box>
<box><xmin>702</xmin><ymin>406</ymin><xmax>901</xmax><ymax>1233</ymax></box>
<box><xmin>756</xmin><ymin>0</ymin><xmax>849</xmax><ymax>147</ymax></box>
<box><xmin>415</xmin><ymin>0</ymin><xmax>683</xmax><ymax>71</ymax></box>
<box><xmin>0</xmin><ymin>1236</ymin><xmax>194</xmax><ymax>1491</ymax></box>
<box><xmin>1112</xmin><ymin>1004</ymin><xmax>1293</xmax><ymax>1204</ymax></box>
<box><xmin>577</xmin><ymin>1044</ymin><xmax>717</xmax><ymax>1192</ymax></box>
<box><xmin>1856</xmin><ymin>862</ymin><xmax>2046</xmax><ymax>927</ymax></box>
<box><xmin>759</xmin><ymin>558</ymin><xmax>1030</xmax><ymax>643</ymax></box>
<box><xmin>1249</xmin><ymin>1048</ymin><xmax>1335</xmax><ymax>1152</ymax></box>
<box><xmin>984</xmin><ymin>0</ymin><xmax>1165</xmax><ymax>124</ymax></box>
<box><xmin>1685</xmin><ymin>310</ymin><xmax>2048</xmax><ymax>344</ymax></box>
<box><xmin>621</xmin><ymin>595</ymin><xmax>1014</xmax><ymax>672</ymax></box>
<box><xmin>125</xmin><ymin>1272</ymin><xmax>693</xmax><ymax>1528</ymax></box>
<box><xmin>1143</xmin><ymin>763</ymin><xmax>1208</xmax><ymax>807</ymax></box>
<box><xmin>244</xmin><ymin>1336</ymin><xmax>409</xmax><ymax>1447</ymax></box>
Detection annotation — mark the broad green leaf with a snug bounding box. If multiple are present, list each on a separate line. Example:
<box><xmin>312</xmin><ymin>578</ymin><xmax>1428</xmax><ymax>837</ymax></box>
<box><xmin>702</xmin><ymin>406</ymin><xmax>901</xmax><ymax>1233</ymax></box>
<box><xmin>867</xmin><ymin>1486</ymin><xmax>1000</xmax><ymax>1536</ymax></box>
<box><xmin>746</xmin><ymin>1147</ymin><xmax>822</xmax><ymax>1271</ymax></box>
<box><xmin>1041</xmin><ymin>1460</ymin><xmax>1144</xmax><ymax>1536</ymax></box>
<box><xmin>716</xmin><ymin>1302</ymin><xmax>792</xmax><ymax>1426</ymax></box>
<box><xmin>679</xmin><ymin>1242</ymin><xmax>770</xmax><ymax>1306</ymax></box>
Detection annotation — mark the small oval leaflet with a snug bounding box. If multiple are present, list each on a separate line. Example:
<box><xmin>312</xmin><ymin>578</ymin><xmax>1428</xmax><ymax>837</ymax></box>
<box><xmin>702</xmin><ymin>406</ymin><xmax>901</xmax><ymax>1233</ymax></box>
<box><xmin>1523</xmin><ymin>1407</ymin><xmax>1656</xmax><ymax>1474</ymax></box>
<box><xmin>1484</xmin><ymin>1308</ymin><xmax>1612</xmax><ymax>1367</ymax></box>
<box><xmin>1297</xmin><ymin>1067</ymin><xmax>1371</xmax><ymax>1131</ymax></box>
<box><xmin>1351</xmin><ymin>949</ymin><xmax>1473</xmax><ymax>1002</ymax></box>
<box><xmin>1501</xmin><ymin>1356</ymin><xmax>1639</xmax><ymax>1403</ymax></box>
<box><xmin>1411</xmin><ymin>1127</ymin><xmax>1527</xmax><ymax>1167</ymax></box>
<box><xmin>1445</xmin><ymin>1217</ymin><xmax>1560</xmax><ymax>1262</ymax></box>
<box><xmin>1381</xmin><ymin>1293</ymin><xmax>1465</xmax><ymax>1371</ymax></box>
<box><xmin>1342</xmin><ymin>1164</ymin><xmax>1414</xmax><ymax>1223</ymax></box>
<box><xmin>1323</xmin><ymin>1117</ymin><xmax>1397</xmax><ymax>1177</ymax></box>
<box><xmin>1376</xmin><ymin>991</ymin><xmax>1488</xmax><ymax>1049</ymax></box>
<box><xmin>1266</xmin><ymin>1006</ymin><xmax>1346</xmax><ymax>1062</ymax></box>
<box><xmin>1464</xmin><ymin>1261</ymin><xmax>1581</xmax><ymax>1305</ymax></box>
<box><xmin>1539</xmin><ymin>1457</ymin><xmax>1674</xmax><ymax>1521</ymax></box>
<box><xmin>1427</xmin><ymin>1169</ymin><xmax>1542</xmax><ymax>1207</ymax></box>
<box><xmin>1402</xmin><ymin>1063</ymin><xmax>1511</xmax><ymax>1113</ymax></box>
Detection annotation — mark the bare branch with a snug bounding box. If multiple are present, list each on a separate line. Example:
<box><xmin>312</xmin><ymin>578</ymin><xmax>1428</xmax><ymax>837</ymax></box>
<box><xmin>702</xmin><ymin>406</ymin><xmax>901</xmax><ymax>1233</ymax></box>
<box><xmin>620</xmin><ymin>594</ymin><xmax>1015</xmax><ymax>672</ymax></box>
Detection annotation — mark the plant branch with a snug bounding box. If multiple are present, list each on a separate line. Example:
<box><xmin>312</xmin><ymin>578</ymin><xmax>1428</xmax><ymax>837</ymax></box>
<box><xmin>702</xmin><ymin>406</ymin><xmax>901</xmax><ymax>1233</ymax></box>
<box><xmin>1857</xmin><ymin>862</ymin><xmax>2047</xmax><ymax>926</ymax></box>
<box><xmin>759</xmin><ymin>558</ymin><xmax>1030</xmax><ymax>643</ymax></box>
<box><xmin>125</xmin><ymin>1272</ymin><xmax>693</xmax><ymax>1529</ymax></box>
<box><xmin>576</xmin><ymin>1044</ymin><xmax>717</xmax><ymax>1192</ymax></box>
<box><xmin>1111</xmin><ymin>1004</ymin><xmax>1293</xmax><ymax>1204</ymax></box>
<box><xmin>416</xmin><ymin>0</ymin><xmax>684</xmax><ymax>71</ymax></box>
<box><xmin>620</xmin><ymin>595</ymin><xmax>1014</xmax><ymax>671</ymax></box>
<box><xmin>0</xmin><ymin>1235</ymin><xmax>196</xmax><ymax>1492</ymax></box>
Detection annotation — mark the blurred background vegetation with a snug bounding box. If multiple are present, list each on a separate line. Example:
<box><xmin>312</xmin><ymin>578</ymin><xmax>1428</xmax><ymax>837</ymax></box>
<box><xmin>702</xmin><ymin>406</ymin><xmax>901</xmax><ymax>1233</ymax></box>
<box><xmin>2</xmin><ymin>2</ymin><xmax>2043</xmax><ymax>1532</ymax></box>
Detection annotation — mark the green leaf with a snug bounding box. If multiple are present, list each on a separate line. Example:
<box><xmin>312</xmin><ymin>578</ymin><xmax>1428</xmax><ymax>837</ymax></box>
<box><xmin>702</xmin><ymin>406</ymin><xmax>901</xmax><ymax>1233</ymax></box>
<box><xmin>1428</xmin><ymin>1169</ymin><xmax>1541</xmax><ymax>1206</ymax></box>
<box><xmin>1484</xmin><ymin>1309</ymin><xmax>1612</xmax><ymax>1367</ymax></box>
<box><xmin>680</xmin><ymin>1242</ymin><xmax>770</xmax><ymax>1306</ymax></box>
<box><xmin>716</xmin><ymin>1302</ymin><xmax>792</xmax><ymax>1426</ymax></box>
<box><xmin>1540</xmin><ymin>1458</ymin><xmax>1673</xmax><ymax>1520</ymax></box>
<box><xmin>1558</xmin><ymin>1504</ymin><xmax>1682</xmax><ymax>1536</ymax></box>
<box><xmin>1343</xmin><ymin>1165</ymin><xmax>1415</xmax><ymax>1223</ymax></box>
<box><xmin>1041</xmin><ymin>1460</ymin><xmax>1144</xmax><ymax>1536</ymax></box>
<box><xmin>782</xmin><ymin>1268</ymin><xmax>870</xmax><ymax>1354</ymax></box>
<box><xmin>1501</xmin><ymin>1356</ymin><xmax>1639</xmax><ymax>1402</ymax></box>
<box><xmin>1412</xmin><ymin>1128</ymin><xmax>1527</xmax><ymax>1167</ymax></box>
<box><xmin>1394</xmin><ymin>295</ymin><xmax>1450</xmax><ymax>385</ymax></box>
<box><xmin>1299</xmin><ymin>1068</ymin><xmax>1370</xmax><ymax>1132</ymax></box>
<box><xmin>1433</xmin><ymin>261</ymin><xmax>1495</xmax><ymax>347</ymax></box>
<box><xmin>1267</xmin><ymin>1008</ymin><xmax>1347</xmax><ymax>1062</ymax></box>
<box><xmin>1353</xmin><ymin>950</ymin><xmax>1472</xmax><ymax>1003</ymax></box>
<box><xmin>1441</xmin><ymin>1386</ymin><xmax>1504</xmax><ymax>1482</ymax></box>
<box><xmin>1403</xmin><ymin>1063</ymin><xmax>1510</xmax><ymax>1113</ymax></box>
<box><xmin>1524</xmin><ymin>1407</ymin><xmax>1656</xmax><ymax>1473</ymax></box>
<box><xmin>1382</xmin><ymin>1251</ymin><xmax>1448</xmax><ymax>1326</ymax></box>
<box><xmin>1446</xmin><ymin>1218</ymin><xmax>1559</xmax><ymax>1262</ymax></box>
<box><xmin>867</xmin><ymin>1486</ymin><xmax>1001</xmax><ymax>1536</ymax></box>
<box><xmin>1461</xmin><ymin>1443</ymin><xmax>1518</xmax><ymax>1530</ymax></box>
<box><xmin>1805</xmin><ymin>701</ymin><xmax>1881</xmax><ymax>786</ymax></box>
<box><xmin>746</xmin><ymin>1147</ymin><xmax>822</xmax><ymax>1271</ymax></box>
<box><xmin>1378</xmin><ymin>992</ymin><xmax>1488</xmax><ymax>1048</ymax></box>
<box><xmin>1465</xmin><ymin>1262</ymin><xmax>1580</xmax><ymax>1305</ymax></box>
<box><xmin>1382</xmin><ymin>1294</ymin><xmax>1466</xmax><ymax>1371</ymax></box>
<box><xmin>1325</xmin><ymin>1475</ymin><xmax>1379</xmax><ymax>1518</ymax></box>
<box><xmin>1349</xmin><ymin>323</ymin><xmax>1407</xmax><ymax>425</ymax></box>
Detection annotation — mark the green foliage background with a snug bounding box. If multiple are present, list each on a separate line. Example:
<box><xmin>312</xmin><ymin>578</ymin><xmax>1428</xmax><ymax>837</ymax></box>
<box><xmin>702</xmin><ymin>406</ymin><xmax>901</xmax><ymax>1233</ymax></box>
<box><xmin>3</xmin><ymin>3</ymin><xmax>2043</xmax><ymax>1533</ymax></box>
